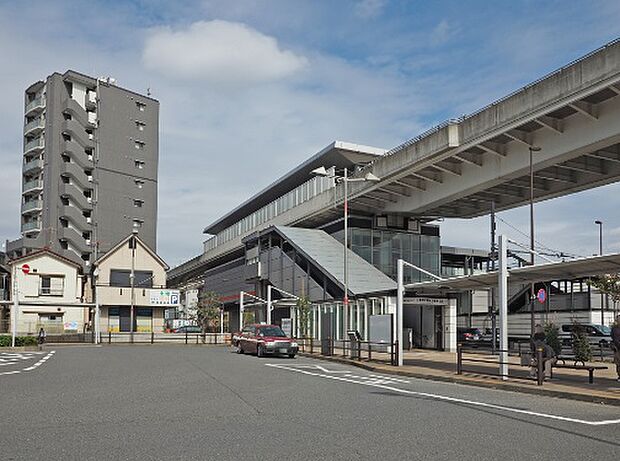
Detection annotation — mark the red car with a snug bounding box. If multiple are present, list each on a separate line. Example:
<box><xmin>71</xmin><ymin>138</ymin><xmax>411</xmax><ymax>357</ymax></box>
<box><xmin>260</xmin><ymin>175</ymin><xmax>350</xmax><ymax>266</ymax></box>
<box><xmin>233</xmin><ymin>324</ymin><xmax>298</xmax><ymax>358</ymax></box>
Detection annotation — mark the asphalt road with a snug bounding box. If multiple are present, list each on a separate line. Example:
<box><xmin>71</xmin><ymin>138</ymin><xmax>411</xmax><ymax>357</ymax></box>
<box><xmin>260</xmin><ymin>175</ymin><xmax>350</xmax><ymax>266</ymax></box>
<box><xmin>1</xmin><ymin>345</ymin><xmax>618</xmax><ymax>460</ymax></box>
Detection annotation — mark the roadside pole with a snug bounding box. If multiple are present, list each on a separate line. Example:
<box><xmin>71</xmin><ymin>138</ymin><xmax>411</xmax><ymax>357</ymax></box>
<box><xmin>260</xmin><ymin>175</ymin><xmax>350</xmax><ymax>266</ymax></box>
<box><xmin>11</xmin><ymin>265</ymin><xmax>18</xmax><ymax>348</ymax></box>
<box><xmin>396</xmin><ymin>259</ymin><xmax>404</xmax><ymax>366</ymax></box>
<box><xmin>267</xmin><ymin>285</ymin><xmax>272</xmax><ymax>325</ymax></box>
<box><xmin>239</xmin><ymin>291</ymin><xmax>244</xmax><ymax>331</ymax></box>
<box><xmin>498</xmin><ymin>234</ymin><xmax>509</xmax><ymax>380</ymax></box>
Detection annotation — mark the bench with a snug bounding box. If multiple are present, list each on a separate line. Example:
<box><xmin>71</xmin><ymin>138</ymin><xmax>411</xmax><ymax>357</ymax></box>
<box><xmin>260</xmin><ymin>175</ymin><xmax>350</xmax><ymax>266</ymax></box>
<box><xmin>552</xmin><ymin>362</ymin><xmax>608</xmax><ymax>384</ymax></box>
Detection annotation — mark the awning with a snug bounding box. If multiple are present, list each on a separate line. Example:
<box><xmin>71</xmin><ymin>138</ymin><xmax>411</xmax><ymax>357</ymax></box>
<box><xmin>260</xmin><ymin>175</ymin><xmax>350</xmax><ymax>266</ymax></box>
<box><xmin>405</xmin><ymin>252</ymin><xmax>620</xmax><ymax>293</ymax></box>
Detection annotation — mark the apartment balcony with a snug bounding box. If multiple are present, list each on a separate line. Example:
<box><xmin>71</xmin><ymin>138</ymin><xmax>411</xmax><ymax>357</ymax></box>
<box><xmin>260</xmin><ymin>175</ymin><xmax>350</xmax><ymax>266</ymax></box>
<box><xmin>24</xmin><ymin>117</ymin><xmax>45</xmax><ymax>136</ymax></box>
<box><xmin>25</xmin><ymin>96</ymin><xmax>45</xmax><ymax>116</ymax></box>
<box><xmin>62</xmin><ymin>119</ymin><xmax>94</xmax><ymax>149</ymax></box>
<box><xmin>22</xmin><ymin>221</ymin><xmax>41</xmax><ymax>234</ymax></box>
<box><xmin>23</xmin><ymin>157</ymin><xmax>43</xmax><ymax>174</ymax></box>
<box><xmin>59</xmin><ymin>183</ymin><xmax>93</xmax><ymax>210</ymax></box>
<box><xmin>24</xmin><ymin>136</ymin><xmax>45</xmax><ymax>154</ymax></box>
<box><xmin>22</xmin><ymin>179</ymin><xmax>43</xmax><ymax>194</ymax></box>
<box><xmin>60</xmin><ymin>204</ymin><xmax>91</xmax><ymax>228</ymax></box>
<box><xmin>21</xmin><ymin>200</ymin><xmax>43</xmax><ymax>214</ymax></box>
<box><xmin>58</xmin><ymin>226</ymin><xmax>92</xmax><ymax>254</ymax></box>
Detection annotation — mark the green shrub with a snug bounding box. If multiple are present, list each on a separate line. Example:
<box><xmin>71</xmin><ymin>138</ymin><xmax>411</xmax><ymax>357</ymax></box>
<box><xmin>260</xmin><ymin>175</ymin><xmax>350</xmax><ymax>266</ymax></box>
<box><xmin>544</xmin><ymin>323</ymin><xmax>562</xmax><ymax>356</ymax></box>
<box><xmin>571</xmin><ymin>321</ymin><xmax>592</xmax><ymax>363</ymax></box>
<box><xmin>0</xmin><ymin>335</ymin><xmax>38</xmax><ymax>347</ymax></box>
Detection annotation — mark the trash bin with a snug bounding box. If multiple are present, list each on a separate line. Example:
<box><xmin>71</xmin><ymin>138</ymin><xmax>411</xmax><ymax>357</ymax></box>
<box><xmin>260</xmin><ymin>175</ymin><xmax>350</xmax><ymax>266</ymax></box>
<box><xmin>348</xmin><ymin>330</ymin><xmax>362</xmax><ymax>359</ymax></box>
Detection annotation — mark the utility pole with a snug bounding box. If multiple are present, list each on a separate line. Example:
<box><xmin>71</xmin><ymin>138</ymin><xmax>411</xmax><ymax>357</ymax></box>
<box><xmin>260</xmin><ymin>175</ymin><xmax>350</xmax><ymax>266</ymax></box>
<box><xmin>490</xmin><ymin>201</ymin><xmax>497</xmax><ymax>354</ymax></box>
<box><xmin>130</xmin><ymin>231</ymin><xmax>137</xmax><ymax>339</ymax></box>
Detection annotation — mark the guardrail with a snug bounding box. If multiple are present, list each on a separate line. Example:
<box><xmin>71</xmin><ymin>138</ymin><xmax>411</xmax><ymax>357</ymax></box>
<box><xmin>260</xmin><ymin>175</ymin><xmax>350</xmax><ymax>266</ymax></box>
<box><xmin>296</xmin><ymin>338</ymin><xmax>399</xmax><ymax>366</ymax></box>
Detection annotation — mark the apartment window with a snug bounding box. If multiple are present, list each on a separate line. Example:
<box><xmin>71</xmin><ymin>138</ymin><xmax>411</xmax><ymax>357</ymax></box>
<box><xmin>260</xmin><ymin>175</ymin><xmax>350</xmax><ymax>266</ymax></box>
<box><xmin>62</xmin><ymin>154</ymin><xmax>71</xmax><ymax>163</ymax></box>
<box><xmin>63</xmin><ymin>113</ymin><xmax>72</xmax><ymax>121</ymax></box>
<box><xmin>136</xmin><ymin>102</ymin><xmax>146</xmax><ymax>111</ymax></box>
<box><xmin>61</xmin><ymin>175</ymin><xmax>70</xmax><ymax>184</ymax></box>
<box><xmin>132</xmin><ymin>219</ymin><xmax>143</xmax><ymax>228</ymax></box>
<box><xmin>134</xmin><ymin>179</ymin><xmax>144</xmax><ymax>189</ymax></box>
<box><xmin>135</xmin><ymin>121</ymin><xmax>145</xmax><ymax>131</ymax></box>
<box><xmin>134</xmin><ymin>160</ymin><xmax>145</xmax><ymax>169</ymax></box>
<box><xmin>40</xmin><ymin>275</ymin><xmax>64</xmax><ymax>296</ymax></box>
<box><xmin>59</xmin><ymin>218</ymin><xmax>68</xmax><ymax>228</ymax></box>
<box><xmin>110</xmin><ymin>270</ymin><xmax>152</xmax><ymax>288</ymax></box>
<box><xmin>61</xmin><ymin>197</ymin><xmax>70</xmax><ymax>206</ymax></box>
<box><xmin>62</xmin><ymin>133</ymin><xmax>71</xmax><ymax>142</ymax></box>
<box><xmin>133</xmin><ymin>199</ymin><xmax>144</xmax><ymax>208</ymax></box>
<box><xmin>134</xmin><ymin>140</ymin><xmax>145</xmax><ymax>150</ymax></box>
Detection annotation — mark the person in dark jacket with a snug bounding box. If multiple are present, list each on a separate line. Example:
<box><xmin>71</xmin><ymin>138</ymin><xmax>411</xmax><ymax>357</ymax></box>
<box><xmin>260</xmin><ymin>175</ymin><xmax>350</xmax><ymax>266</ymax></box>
<box><xmin>611</xmin><ymin>315</ymin><xmax>620</xmax><ymax>382</ymax></box>
<box><xmin>530</xmin><ymin>324</ymin><xmax>555</xmax><ymax>379</ymax></box>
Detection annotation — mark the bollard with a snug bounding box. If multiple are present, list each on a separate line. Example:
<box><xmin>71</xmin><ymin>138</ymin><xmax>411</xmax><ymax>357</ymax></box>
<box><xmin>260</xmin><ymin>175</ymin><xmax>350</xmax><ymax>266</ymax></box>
<box><xmin>457</xmin><ymin>343</ymin><xmax>463</xmax><ymax>375</ymax></box>
<box><xmin>357</xmin><ymin>340</ymin><xmax>361</xmax><ymax>361</ymax></box>
<box><xmin>368</xmin><ymin>343</ymin><xmax>372</xmax><ymax>361</ymax></box>
<box><xmin>310</xmin><ymin>338</ymin><xmax>314</xmax><ymax>354</ymax></box>
<box><xmin>185</xmin><ymin>330</ymin><xmax>188</xmax><ymax>345</ymax></box>
<box><xmin>108</xmin><ymin>331</ymin><xmax>111</xmax><ymax>344</ymax></box>
<box><xmin>537</xmin><ymin>347</ymin><xmax>544</xmax><ymax>386</ymax></box>
<box><xmin>151</xmin><ymin>331</ymin><xmax>154</xmax><ymax>344</ymax></box>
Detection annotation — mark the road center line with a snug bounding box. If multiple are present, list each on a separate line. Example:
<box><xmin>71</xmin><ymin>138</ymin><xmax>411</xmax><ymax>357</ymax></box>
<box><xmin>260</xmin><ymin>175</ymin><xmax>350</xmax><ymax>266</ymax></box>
<box><xmin>265</xmin><ymin>363</ymin><xmax>620</xmax><ymax>426</ymax></box>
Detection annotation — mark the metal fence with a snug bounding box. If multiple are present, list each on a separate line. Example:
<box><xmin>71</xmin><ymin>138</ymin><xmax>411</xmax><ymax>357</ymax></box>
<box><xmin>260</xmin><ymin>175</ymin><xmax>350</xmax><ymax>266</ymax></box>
<box><xmin>106</xmin><ymin>332</ymin><xmax>231</xmax><ymax>345</ymax></box>
<box><xmin>296</xmin><ymin>338</ymin><xmax>399</xmax><ymax>366</ymax></box>
<box><xmin>457</xmin><ymin>344</ymin><xmax>547</xmax><ymax>385</ymax></box>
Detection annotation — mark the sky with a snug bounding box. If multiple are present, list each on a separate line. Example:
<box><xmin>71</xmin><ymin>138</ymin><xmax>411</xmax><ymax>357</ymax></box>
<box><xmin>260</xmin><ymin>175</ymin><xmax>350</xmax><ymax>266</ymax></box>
<box><xmin>1</xmin><ymin>0</ymin><xmax>620</xmax><ymax>267</ymax></box>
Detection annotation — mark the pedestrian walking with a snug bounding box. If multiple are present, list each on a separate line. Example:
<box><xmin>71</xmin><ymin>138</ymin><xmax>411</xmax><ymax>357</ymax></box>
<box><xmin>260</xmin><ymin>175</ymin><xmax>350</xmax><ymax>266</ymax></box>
<box><xmin>611</xmin><ymin>315</ymin><xmax>620</xmax><ymax>382</ymax></box>
<box><xmin>37</xmin><ymin>327</ymin><xmax>46</xmax><ymax>350</ymax></box>
<box><xmin>530</xmin><ymin>324</ymin><xmax>556</xmax><ymax>379</ymax></box>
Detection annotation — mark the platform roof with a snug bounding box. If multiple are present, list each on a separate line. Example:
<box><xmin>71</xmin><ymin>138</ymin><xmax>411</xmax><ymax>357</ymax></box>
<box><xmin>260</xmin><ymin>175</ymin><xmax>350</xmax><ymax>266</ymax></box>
<box><xmin>405</xmin><ymin>252</ymin><xmax>620</xmax><ymax>293</ymax></box>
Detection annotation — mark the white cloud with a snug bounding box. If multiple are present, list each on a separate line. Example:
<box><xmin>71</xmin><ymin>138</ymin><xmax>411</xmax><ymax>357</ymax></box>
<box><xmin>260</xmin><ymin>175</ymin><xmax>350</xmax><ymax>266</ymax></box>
<box><xmin>142</xmin><ymin>20</ymin><xmax>308</xmax><ymax>85</ymax></box>
<box><xmin>430</xmin><ymin>19</ymin><xmax>455</xmax><ymax>46</ymax></box>
<box><xmin>354</xmin><ymin>0</ymin><xmax>387</xmax><ymax>19</ymax></box>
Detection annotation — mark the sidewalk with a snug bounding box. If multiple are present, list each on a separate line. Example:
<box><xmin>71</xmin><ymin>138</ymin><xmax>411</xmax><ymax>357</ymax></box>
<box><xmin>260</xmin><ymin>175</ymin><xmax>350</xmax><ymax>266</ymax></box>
<box><xmin>299</xmin><ymin>348</ymin><xmax>620</xmax><ymax>406</ymax></box>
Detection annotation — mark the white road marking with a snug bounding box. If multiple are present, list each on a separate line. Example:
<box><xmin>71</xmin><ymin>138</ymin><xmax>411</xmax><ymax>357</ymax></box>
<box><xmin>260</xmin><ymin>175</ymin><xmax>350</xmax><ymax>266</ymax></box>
<box><xmin>0</xmin><ymin>350</ymin><xmax>55</xmax><ymax>376</ymax></box>
<box><xmin>265</xmin><ymin>363</ymin><xmax>620</xmax><ymax>427</ymax></box>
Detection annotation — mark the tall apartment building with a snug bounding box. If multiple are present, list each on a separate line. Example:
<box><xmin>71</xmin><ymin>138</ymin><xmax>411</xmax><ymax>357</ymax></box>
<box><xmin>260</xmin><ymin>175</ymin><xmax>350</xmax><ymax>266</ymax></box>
<box><xmin>6</xmin><ymin>70</ymin><xmax>159</xmax><ymax>268</ymax></box>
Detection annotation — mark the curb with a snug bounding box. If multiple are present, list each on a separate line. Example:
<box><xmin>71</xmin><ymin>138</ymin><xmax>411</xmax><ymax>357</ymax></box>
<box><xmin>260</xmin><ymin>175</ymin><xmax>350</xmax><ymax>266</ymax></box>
<box><xmin>299</xmin><ymin>352</ymin><xmax>620</xmax><ymax>407</ymax></box>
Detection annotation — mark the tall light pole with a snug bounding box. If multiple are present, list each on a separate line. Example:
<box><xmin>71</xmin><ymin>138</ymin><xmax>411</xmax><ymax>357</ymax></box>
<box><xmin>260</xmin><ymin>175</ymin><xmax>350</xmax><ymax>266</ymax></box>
<box><xmin>528</xmin><ymin>145</ymin><xmax>541</xmax><ymax>334</ymax></box>
<box><xmin>311</xmin><ymin>166</ymin><xmax>380</xmax><ymax>334</ymax></box>
<box><xmin>595</xmin><ymin>219</ymin><xmax>604</xmax><ymax>325</ymax></box>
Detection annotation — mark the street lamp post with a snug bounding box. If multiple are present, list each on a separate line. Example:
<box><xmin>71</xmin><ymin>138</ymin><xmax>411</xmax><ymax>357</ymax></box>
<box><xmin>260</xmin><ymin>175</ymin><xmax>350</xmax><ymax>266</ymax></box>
<box><xmin>528</xmin><ymin>145</ymin><xmax>542</xmax><ymax>334</ymax></box>
<box><xmin>311</xmin><ymin>166</ymin><xmax>380</xmax><ymax>335</ymax></box>
<box><xmin>595</xmin><ymin>220</ymin><xmax>604</xmax><ymax>325</ymax></box>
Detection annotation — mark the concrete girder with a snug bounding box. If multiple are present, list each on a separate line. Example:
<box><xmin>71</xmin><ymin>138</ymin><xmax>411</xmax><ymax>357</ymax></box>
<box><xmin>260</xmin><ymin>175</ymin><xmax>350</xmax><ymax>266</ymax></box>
<box><xmin>556</xmin><ymin>159</ymin><xmax>606</xmax><ymax>175</ymax></box>
<box><xmin>505</xmin><ymin>129</ymin><xmax>534</xmax><ymax>147</ymax></box>
<box><xmin>535</xmin><ymin>115</ymin><xmax>564</xmax><ymax>134</ymax></box>
<box><xmin>365</xmin><ymin>191</ymin><xmax>399</xmax><ymax>203</ymax></box>
<box><xmin>584</xmin><ymin>151</ymin><xmax>620</xmax><ymax>165</ymax></box>
<box><xmin>394</xmin><ymin>179</ymin><xmax>426</xmax><ymax>191</ymax></box>
<box><xmin>431</xmin><ymin>161</ymin><xmax>462</xmax><ymax>176</ymax></box>
<box><xmin>533</xmin><ymin>168</ymin><xmax>576</xmax><ymax>184</ymax></box>
<box><xmin>410</xmin><ymin>170</ymin><xmax>443</xmax><ymax>184</ymax></box>
<box><xmin>485</xmin><ymin>186</ymin><xmax>525</xmax><ymax>199</ymax></box>
<box><xmin>479</xmin><ymin>141</ymin><xmax>507</xmax><ymax>157</ymax></box>
<box><xmin>569</xmin><ymin>100</ymin><xmax>598</xmax><ymax>120</ymax></box>
<box><xmin>377</xmin><ymin>185</ymin><xmax>411</xmax><ymax>198</ymax></box>
<box><xmin>510</xmin><ymin>178</ymin><xmax>548</xmax><ymax>191</ymax></box>
<box><xmin>453</xmin><ymin>151</ymin><xmax>483</xmax><ymax>167</ymax></box>
<box><xmin>352</xmin><ymin>197</ymin><xmax>387</xmax><ymax>209</ymax></box>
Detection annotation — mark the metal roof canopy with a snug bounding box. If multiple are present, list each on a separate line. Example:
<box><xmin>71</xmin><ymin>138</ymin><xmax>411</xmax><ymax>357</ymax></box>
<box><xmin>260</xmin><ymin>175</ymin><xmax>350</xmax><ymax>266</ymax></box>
<box><xmin>405</xmin><ymin>253</ymin><xmax>620</xmax><ymax>293</ymax></box>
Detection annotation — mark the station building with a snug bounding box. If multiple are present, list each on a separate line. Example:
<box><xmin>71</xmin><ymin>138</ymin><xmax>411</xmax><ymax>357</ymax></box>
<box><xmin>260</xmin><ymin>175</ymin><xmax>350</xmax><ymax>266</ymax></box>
<box><xmin>168</xmin><ymin>41</ymin><xmax>620</xmax><ymax>350</ymax></box>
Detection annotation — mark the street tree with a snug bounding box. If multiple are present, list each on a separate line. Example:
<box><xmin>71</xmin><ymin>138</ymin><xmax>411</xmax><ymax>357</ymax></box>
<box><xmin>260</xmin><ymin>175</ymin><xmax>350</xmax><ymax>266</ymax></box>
<box><xmin>589</xmin><ymin>273</ymin><xmax>620</xmax><ymax>315</ymax></box>
<box><xmin>196</xmin><ymin>291</ymin><xmax>222</xmax><ymax>333</ymax></box>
